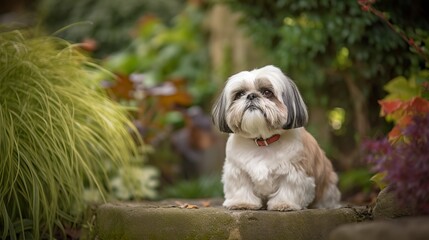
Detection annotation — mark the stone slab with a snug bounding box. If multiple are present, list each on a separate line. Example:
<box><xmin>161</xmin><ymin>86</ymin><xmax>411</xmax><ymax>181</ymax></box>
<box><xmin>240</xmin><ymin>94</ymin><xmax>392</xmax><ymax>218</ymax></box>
<box><xmin>95</xmin><ymin>200</ymin><xmax>369</xmax><ymax>240</ymax></box>
<box><xmin>329</xmin><ymin>217</ymin><xmax>429</xmax><ymax>240</ymax></box>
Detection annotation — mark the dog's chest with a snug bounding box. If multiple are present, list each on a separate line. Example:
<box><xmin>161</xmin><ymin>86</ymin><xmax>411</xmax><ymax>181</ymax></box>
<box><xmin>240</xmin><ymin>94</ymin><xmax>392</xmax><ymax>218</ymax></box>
<box><xmin>251</xmin><ymin>172</ymin><xmax>280</xmax><ymax>196</ymax></box>
<box><xmin>236</xmin><ymin>146</ymin><xmax>300</xmax><ymax>196</ymax></box>
<box><xmin>227</xmin><ymin>133</ymin><xmax>304</xmax><ymax>196</ymax></box>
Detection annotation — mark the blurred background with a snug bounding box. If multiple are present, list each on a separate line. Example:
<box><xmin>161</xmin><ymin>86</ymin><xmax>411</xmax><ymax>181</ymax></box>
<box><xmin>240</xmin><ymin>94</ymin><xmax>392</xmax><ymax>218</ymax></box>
<box><xmin>2</xmin><ymin>0</ymin><xmax>428</xmax><ymax>205</ymax></box>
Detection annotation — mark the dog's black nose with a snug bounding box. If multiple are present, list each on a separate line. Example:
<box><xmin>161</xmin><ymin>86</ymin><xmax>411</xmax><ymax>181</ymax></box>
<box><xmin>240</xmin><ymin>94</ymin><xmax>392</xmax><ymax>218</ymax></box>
<box><xmin>247</xmin><ymin>93</ymin><xmax>257</xmax><ymax>100</ymax></box>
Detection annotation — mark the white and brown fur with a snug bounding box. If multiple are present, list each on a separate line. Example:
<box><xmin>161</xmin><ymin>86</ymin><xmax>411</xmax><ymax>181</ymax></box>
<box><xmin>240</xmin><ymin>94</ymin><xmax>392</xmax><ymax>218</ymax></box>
<box><xmin>212</xmin><ymin>65</ymin><xmax>340</xmax><ymax>211</ymax></box>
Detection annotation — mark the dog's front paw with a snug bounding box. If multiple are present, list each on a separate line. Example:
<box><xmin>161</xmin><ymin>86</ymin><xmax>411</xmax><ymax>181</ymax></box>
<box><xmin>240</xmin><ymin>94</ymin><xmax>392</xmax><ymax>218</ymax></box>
<box><xmin>268</xmin><ymin>202</ymin><xmax>302</xmax><ymax>212</ymax></box>
<box><xmin>223</xmin><ymin>200</ymin><xmax>262</xmax><ymax>210</ymax></box>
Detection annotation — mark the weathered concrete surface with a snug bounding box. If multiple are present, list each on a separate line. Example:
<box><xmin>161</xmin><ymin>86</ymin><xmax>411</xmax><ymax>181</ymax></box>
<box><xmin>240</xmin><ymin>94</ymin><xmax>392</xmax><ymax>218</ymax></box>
<box><xmin>95</xmin><ymin>200</ymin><xmax>370</xmax><ymax>240</ymax></box>
<box><xmin>329</xmin><ymin>217</ymin><xmax>429</xmax><ymax>240</ymax></box>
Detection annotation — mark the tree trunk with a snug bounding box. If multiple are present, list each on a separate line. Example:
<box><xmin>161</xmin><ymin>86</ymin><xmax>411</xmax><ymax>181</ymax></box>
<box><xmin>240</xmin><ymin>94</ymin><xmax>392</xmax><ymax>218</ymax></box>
<box><xmin>342</xmin><ymin>74</ymin><xmax>370</xmax><ymax>169</ymax></box>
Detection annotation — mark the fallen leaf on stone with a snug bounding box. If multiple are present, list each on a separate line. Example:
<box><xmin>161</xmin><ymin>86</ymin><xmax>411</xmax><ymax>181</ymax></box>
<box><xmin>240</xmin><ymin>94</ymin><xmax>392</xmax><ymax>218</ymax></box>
<box><xmin>185</xmin><ymin>204</ymin><xmax>199</xmax><ymax>209</ymax></box>
<box><xmin>201</xmin><ymin>201</ymin><xmax>211</xmax><ymax>207</ymax></box>
<box><xmin>174</xmin><ymin>202</ymin><xmax>199</xmax><ymax>209</ymax></box>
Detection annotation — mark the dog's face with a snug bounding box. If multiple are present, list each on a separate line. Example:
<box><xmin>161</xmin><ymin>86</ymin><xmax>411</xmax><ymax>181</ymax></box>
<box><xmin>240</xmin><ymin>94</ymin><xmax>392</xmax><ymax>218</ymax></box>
<box><xmin>212</xmin><ymin>65</ymin><xmax>308</xmax><ymax>138</ymax></box>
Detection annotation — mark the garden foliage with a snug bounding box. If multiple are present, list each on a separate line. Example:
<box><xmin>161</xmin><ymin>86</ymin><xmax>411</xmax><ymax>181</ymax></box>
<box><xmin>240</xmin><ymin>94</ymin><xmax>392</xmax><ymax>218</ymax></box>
<box><xmin>104</xmin><ymin>4</ymin><xmax>213</xmax><ymax>105</ymax></box>
<box><xmin>39</xmin><ymin>0</ymin><xmax>185</xmax><ymax>57</ymax></box>
<box><xmin>101</xmin><ymin>4</ymin><xmax>220</xmax><ymax>188</ymax></box>
<box><xmin>101</xmin><ymin>4</ymin><xmax>214</xmax><ymax>146</ymax></box>
<box><xmin>360</xmin><ymin>0</ymin><xmax>429</xmax><ymax>214</ymax></box>
<box><xmin>0</xmin><ymin>29</ymin><xmax>157</xmax><ymax>239</ymax></box>
<box><xmin>365</xmin><ymin>74</ymin><xmax>429</xmax><ymax>214</ymax></box>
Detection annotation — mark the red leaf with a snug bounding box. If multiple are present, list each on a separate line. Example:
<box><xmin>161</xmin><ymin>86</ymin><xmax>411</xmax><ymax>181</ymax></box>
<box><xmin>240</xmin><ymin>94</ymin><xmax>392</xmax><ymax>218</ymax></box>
<box><xmin>381</xmin><ymin>97</ymin><xmax>429</xmax><ymax>141</ymax></box>
<box><xmin>379</xmin><ymin>97</ymin><xmax>429</xmax><ymax>118</ymax></box>
<box><xmin>388</xmin><ymin>125</ymin><xmax>402</xmax><ymax>140</ymax></box>
<box><xmin>406</xmin><ymin>97</ymin><xmax>429</xmax><ymax>113</ymax></box>
<box><xmin>388</xmin><ymin>115</ymin><xmax>412</xmax><ymax>141</ymax></box>
<box><xmin>398</xmin><ymin>115</ymin><xmax>413</xmax><ymax>127</ymax></box>
<box><xmin>378</xmin><ymin>99</ymin><xmax>403</xmax><ymax>116</ymax></box>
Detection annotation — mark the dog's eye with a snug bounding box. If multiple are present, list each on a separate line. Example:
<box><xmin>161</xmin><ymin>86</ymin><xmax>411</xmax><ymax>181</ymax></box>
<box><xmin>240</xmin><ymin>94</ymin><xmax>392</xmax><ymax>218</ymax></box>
<box><xmin>262</xmin><ymin>89</ymin><xmax>274</xmax><ymax>98</ymax></box>
<box><xmin>234</xmin><ymin>91</ymin><xmax>245</xmax><ymax>100</ymax></box>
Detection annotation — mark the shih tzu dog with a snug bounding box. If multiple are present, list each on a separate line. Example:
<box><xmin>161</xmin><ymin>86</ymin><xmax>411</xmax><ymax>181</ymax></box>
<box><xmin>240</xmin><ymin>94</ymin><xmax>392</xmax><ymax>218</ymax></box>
<box><xmin>212</xmin><ymin>65</ymin><xmax>340</xmax><ymax>211</ymax></box>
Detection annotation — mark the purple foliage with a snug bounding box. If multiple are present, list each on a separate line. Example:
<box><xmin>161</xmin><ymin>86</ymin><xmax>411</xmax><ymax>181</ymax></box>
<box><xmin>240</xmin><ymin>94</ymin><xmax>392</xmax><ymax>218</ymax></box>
<box><xmin>364</xmin><ymin>113</ymin><xmax>429</xmax><ymax>214</ymax></box>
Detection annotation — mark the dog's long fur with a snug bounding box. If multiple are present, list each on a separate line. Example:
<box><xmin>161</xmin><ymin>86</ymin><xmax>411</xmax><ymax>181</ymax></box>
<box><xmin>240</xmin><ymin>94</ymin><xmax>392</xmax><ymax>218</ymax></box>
<box><xmin>212</xmin><ymin>65</ymin><xmax>340</xmax><ymax>211</ymax></box>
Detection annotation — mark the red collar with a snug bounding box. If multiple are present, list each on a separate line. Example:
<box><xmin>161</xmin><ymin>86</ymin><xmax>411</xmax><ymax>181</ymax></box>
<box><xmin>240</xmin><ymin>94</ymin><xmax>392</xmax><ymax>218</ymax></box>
<box><xmin>254</xmin><ymin>134</ymin><xmax>281</xmax><ymax>147</ymax></box>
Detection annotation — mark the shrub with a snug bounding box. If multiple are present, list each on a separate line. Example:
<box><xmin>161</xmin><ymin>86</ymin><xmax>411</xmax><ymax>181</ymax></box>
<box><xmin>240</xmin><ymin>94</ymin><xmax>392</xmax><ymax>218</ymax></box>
<box><xmin>0</xmin><ymin>29</ymin><xmax>156</xmax><ymax>239</ymax></box>
<box><xmin>364</xmin><ymin>74</ymin><xmax>429</xmax><ymax>214</ymax></box>
<box><xmin>365</xmin><ymin>112</ymin><xmax>429</xmax><ymax>214</ymax></box>
<box><xmin>38</xmin><ymin>0</ymin><xmax>185</xmax><ymax>57</ymax></box>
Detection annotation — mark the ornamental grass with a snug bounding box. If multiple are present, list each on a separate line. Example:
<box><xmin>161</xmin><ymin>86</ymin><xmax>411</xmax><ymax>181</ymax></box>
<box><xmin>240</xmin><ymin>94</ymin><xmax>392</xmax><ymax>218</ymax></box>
<box><xmin>0</xmin><ymin>29</ymin><xmax>148</xmax><ymax>239</ymax></box>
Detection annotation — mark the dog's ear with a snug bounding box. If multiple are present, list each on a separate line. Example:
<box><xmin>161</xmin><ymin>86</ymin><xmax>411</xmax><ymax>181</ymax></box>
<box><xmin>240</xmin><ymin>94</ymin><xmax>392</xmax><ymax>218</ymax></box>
<box><xmin>212</xmin><ymin>90</ymin><xmax>233</xmax><ymax>133</ymax></box>
<box><xmin>282</xmin><ymin>79</ymin><xmax>308</xmax><ymax>129</ymax></box>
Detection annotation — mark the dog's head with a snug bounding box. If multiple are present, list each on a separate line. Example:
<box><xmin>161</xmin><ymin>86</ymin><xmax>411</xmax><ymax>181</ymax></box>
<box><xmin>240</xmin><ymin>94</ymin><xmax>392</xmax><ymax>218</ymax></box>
<box><xmin>212</xmin><ymin>65</ymin><xmax>308</xmax><ymax>138</ymax></box>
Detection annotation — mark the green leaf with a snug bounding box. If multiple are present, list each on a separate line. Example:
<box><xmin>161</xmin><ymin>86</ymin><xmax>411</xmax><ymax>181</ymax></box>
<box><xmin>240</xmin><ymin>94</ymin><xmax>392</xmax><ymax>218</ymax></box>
<box><xmin>370</xmin><ymin>172</ymin><xmax>388</xmax><ymax>190</ymax></box>
<box><xmin>383</xmin><ymin>76</ymin><xmax>421</xmax><ymax>100</ymax></box>
<box><xmin>104</xmin><ymin>52</ymin><xmax>139</xmax><ymax>75</ymax></box>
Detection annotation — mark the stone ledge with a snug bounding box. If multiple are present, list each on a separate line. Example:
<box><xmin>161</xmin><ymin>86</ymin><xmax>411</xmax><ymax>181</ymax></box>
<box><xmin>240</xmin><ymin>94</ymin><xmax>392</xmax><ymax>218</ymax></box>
<box><xmin>95</xmin><ymin>200</ymin><xmax>370</xmax><ymax>240</ymax></box>
<box><xmin>329</xmin><ymin>217</ymin><xmax>429</xmax><ymax>240</ymax></box>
